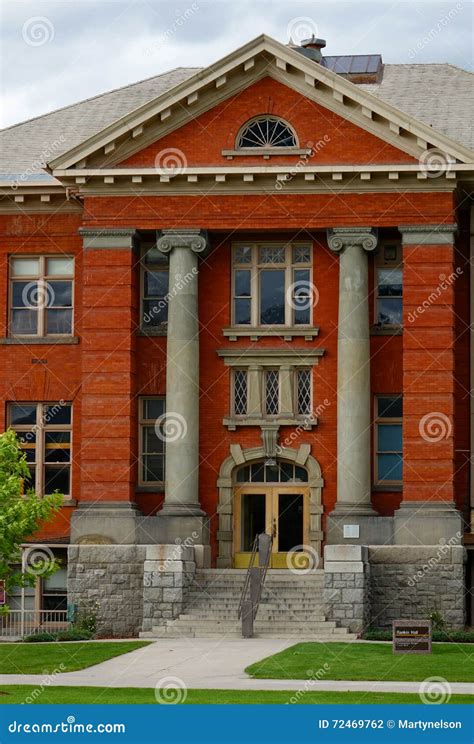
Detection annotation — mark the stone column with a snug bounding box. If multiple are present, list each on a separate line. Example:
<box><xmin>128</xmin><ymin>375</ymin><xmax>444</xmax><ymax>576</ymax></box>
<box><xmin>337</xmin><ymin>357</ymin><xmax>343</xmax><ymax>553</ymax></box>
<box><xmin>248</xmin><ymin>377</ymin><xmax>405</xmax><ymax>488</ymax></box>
<box><xmin>155</xmin><ymin>229</ymin><xmax>209</xmax><ymax>547</ymax></box>
<box><xmin>326</xmin><ymin>228</ymin><xmax>392</xmax><ymax>544</ymax></box>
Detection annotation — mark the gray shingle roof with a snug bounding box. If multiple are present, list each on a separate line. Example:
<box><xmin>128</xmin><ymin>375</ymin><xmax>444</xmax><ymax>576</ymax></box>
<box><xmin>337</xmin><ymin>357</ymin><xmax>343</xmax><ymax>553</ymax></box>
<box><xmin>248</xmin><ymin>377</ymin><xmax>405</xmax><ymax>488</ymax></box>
<box><xmin>1</xmin><ymin>62</ymin><xmax>472</xmax><ymax>186</ymax></box>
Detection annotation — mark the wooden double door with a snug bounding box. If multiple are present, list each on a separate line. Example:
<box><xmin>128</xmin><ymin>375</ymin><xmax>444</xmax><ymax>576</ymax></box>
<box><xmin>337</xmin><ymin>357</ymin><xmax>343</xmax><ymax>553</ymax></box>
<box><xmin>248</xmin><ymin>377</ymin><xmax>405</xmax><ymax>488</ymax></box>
<box><xmin>233</xmin><ymin>485</ymin><xmax>310</xmax><ymax>568</ymax></box>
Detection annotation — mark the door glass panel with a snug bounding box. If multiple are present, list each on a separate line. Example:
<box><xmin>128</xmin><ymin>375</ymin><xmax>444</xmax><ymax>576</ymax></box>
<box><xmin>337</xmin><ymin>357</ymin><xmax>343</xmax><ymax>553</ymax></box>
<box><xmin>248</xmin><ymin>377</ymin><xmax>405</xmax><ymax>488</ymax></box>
<box><xmin>278</xmin><ymin>493</ymin><xmax>303</xmax><ymax>552</ymax></box>
<box><xmin>241</xmin><ymin>493</ymin><xmax>266</xmax><ymax>551</ymax></box>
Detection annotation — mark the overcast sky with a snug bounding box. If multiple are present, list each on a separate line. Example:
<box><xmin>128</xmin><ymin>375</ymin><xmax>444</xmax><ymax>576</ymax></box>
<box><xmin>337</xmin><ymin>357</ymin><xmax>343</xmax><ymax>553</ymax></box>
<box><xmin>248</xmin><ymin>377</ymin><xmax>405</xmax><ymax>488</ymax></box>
<box><xmin>0</xmin><ymin>0</ymin><xmax>472</xmax><ymax>129</ymax></box>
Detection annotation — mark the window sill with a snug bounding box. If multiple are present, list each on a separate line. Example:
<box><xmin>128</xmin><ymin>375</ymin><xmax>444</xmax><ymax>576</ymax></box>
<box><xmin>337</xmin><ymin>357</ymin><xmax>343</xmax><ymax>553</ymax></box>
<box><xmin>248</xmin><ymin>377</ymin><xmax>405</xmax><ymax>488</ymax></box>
<box><xmin>61</xmin><ymin>498</ymin><xmax>77</xmax><ymax>506</ymax></box>
<box><xmin>135</xmin><ymin>485</ymin><xmax>165</xmax><ymax>493</ymax></box>
<box><xmin>370</xmin><ymin>326</ymin><xmax>402</xmax><ymax>336</ymax></box>
<box><xmin>223</xmin><ymin>416</ymin><xmax>318</xmax><ymax>431</ymax></box>
<box><xmin>0</xmin><ymin>336</ymin><xmax>79</xmax><ymax>345</ymax></box>
<box><xmin>372</xmin><ymin>484</ymin><xmax>403</xmax><ymax>492</ymax></box>
<box><xmin>223</xmin><ymin>327</ymin><xmax>319</xmax><ymax>341</ymax></box>
<box><xmin>222</xmin><ymin>147</ymin><xmax>312</xmax><ymax>159</ymax></box>
<box><xmin>137</xmin><ymin>328</ymin><xmax>167</xmax><ymax>337</ymax></box>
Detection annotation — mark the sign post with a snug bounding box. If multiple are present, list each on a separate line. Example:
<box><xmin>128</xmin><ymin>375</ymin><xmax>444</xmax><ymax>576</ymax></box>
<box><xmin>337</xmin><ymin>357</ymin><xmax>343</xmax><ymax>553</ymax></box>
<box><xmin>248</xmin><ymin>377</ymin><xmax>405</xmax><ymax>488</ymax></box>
<box><xmin>393</xmin><ymin>619</ymin><xmax>432</xmax><ymax>654</ymax></box>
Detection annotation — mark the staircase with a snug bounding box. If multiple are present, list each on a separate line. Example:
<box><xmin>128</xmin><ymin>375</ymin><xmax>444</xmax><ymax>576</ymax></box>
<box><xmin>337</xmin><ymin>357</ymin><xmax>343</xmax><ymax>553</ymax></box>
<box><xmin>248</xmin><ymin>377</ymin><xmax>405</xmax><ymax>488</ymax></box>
<box><xmin>141</xmin><ymin>569</ymin><xmax>357</xmax><ymax>639</ymax></box>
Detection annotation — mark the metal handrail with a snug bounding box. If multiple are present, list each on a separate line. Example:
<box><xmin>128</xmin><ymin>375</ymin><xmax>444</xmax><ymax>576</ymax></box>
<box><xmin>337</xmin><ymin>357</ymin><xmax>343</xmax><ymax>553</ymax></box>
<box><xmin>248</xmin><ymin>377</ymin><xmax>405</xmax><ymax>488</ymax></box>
<box><xmin>238</xmin><ymin>532</ymin><xmax>273</xmax><ymax>636</ymax></box>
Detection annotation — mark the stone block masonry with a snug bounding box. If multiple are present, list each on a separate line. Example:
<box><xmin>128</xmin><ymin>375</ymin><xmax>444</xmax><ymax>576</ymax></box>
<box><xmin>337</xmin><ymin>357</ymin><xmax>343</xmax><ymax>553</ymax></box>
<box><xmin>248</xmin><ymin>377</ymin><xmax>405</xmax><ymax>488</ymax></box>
<box><xmin>324</xmin><ymin>545</ymin><xmax>371</xmax><ymax>633</ymax></box>
<box><xmin>68</xmin><ymin>545</ymin><xmax>146</xmax><ymax>638</ymax></box>
<box><xmin>142</xmin><ymin>545</ymin><xmax>196</xmax><ymax>632</ymax></box>
<box><xmin>368</xmin><ymin>545</ymin><xmax>466</xmax><ymax>629</ymax></box>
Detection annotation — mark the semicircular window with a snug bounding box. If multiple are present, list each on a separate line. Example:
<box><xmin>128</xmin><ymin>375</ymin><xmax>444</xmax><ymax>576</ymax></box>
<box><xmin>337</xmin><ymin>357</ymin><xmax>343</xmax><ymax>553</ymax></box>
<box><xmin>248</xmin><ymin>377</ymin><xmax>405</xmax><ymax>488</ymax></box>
<box><xmin>237</xmin><ymin>117</ymin><xmax>297</xmax><ymax>149</ymax></box>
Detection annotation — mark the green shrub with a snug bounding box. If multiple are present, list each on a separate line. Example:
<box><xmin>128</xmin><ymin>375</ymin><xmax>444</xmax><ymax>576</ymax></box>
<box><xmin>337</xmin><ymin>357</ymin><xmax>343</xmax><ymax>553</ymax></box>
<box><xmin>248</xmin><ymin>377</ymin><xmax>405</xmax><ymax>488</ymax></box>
<box><xmin>56</xmin><ymin>628</ymin><xmax>93</xmax><ymax>641</ymax></box>
<box><xmin>23</xmin><ymin>632</ymin><xmax>57</xmax><ymax>643</ymax></box>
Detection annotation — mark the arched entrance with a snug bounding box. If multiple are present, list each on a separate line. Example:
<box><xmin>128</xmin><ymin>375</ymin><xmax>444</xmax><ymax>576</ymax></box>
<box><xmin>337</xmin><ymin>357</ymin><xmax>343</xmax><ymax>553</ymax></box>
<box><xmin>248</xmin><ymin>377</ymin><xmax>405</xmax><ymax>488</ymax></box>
<box><xmin>234</xmin><ymin>460</ymin><xmax>309</xmax><ymax>567</ymax></box>
<box><xmin>216</xmin><ymin>444</ymin><xmax>323</xmax><ymax>568</ymax></box>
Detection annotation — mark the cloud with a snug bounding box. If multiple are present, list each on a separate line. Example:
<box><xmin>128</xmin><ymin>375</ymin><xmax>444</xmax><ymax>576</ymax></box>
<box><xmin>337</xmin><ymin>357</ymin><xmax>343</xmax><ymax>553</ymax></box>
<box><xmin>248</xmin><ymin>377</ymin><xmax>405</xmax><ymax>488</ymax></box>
<box><xmin>1</xmin><ymin>0</ymin><xmax>472</xmax><ymax>128</ymax></box>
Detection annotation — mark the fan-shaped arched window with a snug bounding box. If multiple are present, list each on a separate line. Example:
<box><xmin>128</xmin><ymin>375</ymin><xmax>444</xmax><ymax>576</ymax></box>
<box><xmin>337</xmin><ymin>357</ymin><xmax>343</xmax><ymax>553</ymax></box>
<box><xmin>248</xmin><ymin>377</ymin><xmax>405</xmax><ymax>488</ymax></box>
<box><xmin>234</xmin><ymin>460</ymin><xmax>308</xmax><ymax>484</ymax></box>
<box><xmin>236</xmin><ymin>116</ymin><xmax>297</xmax><ymax>149</ymax></box>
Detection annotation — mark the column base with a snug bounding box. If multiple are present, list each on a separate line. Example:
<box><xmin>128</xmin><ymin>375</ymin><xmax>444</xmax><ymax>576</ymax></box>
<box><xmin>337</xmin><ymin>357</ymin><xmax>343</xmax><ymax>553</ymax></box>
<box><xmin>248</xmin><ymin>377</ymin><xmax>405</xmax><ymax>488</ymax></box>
<box><xmin>137</xmin><ymin>512</ymin><xmax>210</xmax><ymax>549</ymax></box>
<box><xmin>326</xmin><ymin>508</ymin><xmax>393</xmax><ymax>546</ymax></box>
<box><xmin>70</xmin><ymin>502</ymin><xmax>142</xmax><ymax>545</ymax></box>
<box><xmin>393</xmin><ymin>501</ymin><xmax>464</xmax><ymax>545</ymax></box>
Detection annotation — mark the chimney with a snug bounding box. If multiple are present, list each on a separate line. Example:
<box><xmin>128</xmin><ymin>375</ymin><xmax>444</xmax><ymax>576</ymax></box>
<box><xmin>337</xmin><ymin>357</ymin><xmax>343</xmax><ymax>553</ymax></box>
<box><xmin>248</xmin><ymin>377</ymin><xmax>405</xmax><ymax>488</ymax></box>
<box><xmin>294</xmin><ymin>35</ymin><xmax>326</xmax><ymax>64</ymax></box>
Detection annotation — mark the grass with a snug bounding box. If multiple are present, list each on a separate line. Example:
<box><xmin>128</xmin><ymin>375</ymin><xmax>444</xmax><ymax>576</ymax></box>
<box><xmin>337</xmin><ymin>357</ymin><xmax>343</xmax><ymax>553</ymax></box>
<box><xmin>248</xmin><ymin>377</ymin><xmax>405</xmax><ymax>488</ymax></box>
<box><xmin>245</xmin><ymin>642</ymin><xmax>474</xmax><ymax>683</ymax></box>
<box><xmin>0</xmin><ymin>686</ymin><xmax>472</xmax><ymax>705</ymax></box>
<box><xmin>0</xmin><ymin>641</ymin><xmax>151</xmax><ymax>674</ymax></box>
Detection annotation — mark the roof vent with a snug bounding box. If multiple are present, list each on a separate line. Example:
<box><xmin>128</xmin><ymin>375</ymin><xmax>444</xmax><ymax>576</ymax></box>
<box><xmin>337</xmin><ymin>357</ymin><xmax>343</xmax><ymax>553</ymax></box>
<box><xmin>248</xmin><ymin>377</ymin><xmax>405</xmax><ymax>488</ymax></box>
<box><xmin>294</xmin><ymin>35</ymin><xmax>326</xmax><ymax>63</ymax></box>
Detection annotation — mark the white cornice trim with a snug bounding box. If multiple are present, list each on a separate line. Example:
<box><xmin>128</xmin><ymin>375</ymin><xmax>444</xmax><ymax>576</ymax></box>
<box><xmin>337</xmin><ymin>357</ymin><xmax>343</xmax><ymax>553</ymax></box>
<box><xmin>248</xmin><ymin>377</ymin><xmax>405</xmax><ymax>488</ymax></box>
<box><xmin>47</xmin><ymin>34</ymin><xmax>474</xmax><ymax>172</ymax></box>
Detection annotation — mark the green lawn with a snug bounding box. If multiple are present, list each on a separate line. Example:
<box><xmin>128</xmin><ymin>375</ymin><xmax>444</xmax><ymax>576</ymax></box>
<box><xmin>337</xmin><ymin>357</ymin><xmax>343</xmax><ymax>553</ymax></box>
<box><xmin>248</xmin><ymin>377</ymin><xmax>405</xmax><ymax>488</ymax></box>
<box><xmin>0</xmin><ymin>686</ymin><xmax>472</xmax><ymax>705</ymax></box>
<box><xmin>245</xmin><ymin>642</ymin><xmax>474</xmax><ymax>683</ymax></box>
<box><xmin>0</xmin><ymin>642</ymin><xmax>150</xmax><ymax>674</ymax></box>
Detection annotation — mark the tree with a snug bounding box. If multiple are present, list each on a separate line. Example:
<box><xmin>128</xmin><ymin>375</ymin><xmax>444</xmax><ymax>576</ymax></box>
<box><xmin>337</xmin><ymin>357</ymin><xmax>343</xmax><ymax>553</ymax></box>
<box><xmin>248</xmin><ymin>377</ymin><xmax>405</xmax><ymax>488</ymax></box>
<box><xmin>0</xmin><ymin>429</ymin><xmax>63</xmax><ymax>611</ymax></box>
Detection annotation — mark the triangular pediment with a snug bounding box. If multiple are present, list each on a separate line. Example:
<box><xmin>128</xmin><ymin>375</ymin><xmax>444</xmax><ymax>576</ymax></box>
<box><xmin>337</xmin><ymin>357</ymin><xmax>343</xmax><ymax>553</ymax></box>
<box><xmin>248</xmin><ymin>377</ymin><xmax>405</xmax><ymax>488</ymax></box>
<box><xmin>49</xmin><ymin>35</ymin><xmax>474</xmax><ymax>179</ymax></box>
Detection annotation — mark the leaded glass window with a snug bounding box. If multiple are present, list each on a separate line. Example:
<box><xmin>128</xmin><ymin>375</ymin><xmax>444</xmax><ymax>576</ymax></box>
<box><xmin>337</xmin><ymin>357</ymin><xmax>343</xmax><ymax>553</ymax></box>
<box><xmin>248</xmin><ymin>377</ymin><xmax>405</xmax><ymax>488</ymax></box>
<box><xmin>237</xmin><ymin>117</ymin><xmax>297</xmax><ymax>149</ymax></box>
<box><xmin>233</xmin><ymin>370</ymin><xmax>248</xmax><ymax>415</ymax></box>
<box><xmin>265</xmin><ymin>370</ymin><xmax>280</xmax><ymax>415</ymax></box>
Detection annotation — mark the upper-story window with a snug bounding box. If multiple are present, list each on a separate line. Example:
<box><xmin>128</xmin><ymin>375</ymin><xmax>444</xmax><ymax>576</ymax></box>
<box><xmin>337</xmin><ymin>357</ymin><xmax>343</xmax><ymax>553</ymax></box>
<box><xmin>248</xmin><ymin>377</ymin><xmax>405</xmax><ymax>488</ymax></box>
<box><xmin>232</xmin><ymin>242</ymin><xmax>313</xmax><ymax>327</ymax></box>
<box><xmin>9</xmin><ymin>256</ymin><xmax>74</xmax><ymax>337</ymax></box>
<box><xmin>8</xmin><ymin>402</ymin><xmax>72</xmax><ymax>497</ymax></box>
<box><xmin>375</xmin><ymin>242</ymin><xmax>402</xmax><ymax>328</ymax></box>
<box><xmin>140</xmin><ymin>246</ymin><xmax>169</xmax><ymax>332</ymax></box>
<box><xmin>237</xmin><ymin>116</ymin><xmax>297</xmax><ymax>149</ymax></box>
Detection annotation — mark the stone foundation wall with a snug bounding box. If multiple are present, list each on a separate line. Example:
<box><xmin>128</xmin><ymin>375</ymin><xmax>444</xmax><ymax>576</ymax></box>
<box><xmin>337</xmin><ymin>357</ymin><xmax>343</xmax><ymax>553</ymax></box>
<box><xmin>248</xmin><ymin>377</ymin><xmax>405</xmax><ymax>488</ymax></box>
<box><xmin>67</xmin><ymin>545</ymin><xmax>145</xmax><ymax>637</ymax></box>
<box><xmin>368</xmin><ymin>545</ymin><xmax>466</xmax><ymax>629</ymax></box>
<box><xmin>142</xmin><ymin>545</ymin><xmax>196</xmax><ymax>632</ymax></box>
<box><xmin>324</xmin><ymin>546</ymin><xmax>370</xmax><ymax>633</ymax></box>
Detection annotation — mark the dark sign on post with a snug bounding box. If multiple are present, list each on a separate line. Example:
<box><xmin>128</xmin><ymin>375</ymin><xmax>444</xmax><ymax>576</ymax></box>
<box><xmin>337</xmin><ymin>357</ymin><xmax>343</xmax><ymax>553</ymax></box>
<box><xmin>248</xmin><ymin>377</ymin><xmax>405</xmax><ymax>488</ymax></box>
<box><xmin>393</xmin><ymin>620</ymin><xmax>432</xmax><ymax>654</ymax></box>
<box><xmin>0</xmin><ymin>580</ymin><xmax>5</xmax><ymax>606</ymax></box>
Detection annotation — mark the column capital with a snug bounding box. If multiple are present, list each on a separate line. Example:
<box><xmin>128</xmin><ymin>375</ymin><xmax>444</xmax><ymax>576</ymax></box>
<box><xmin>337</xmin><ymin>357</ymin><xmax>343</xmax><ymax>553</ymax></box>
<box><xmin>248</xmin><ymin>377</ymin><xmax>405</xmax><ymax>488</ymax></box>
<box><xmin>79</xmin><ymin>228</ymin><xmax>138</xmax><ymax>250</ymax></box>
<box><xmin>398</xmin><ymin>224</ymin><xmax>457</xmax><ymax>245</ymax></box>
<box><xmin>327</xmin><ymin>227</ymin><xmax>378</xmax><ymax>253</ymax></box>
<box><xmin>156</xmin><ymin>228</ymin><xmax>208</xmax><ymax>255</ymax></box>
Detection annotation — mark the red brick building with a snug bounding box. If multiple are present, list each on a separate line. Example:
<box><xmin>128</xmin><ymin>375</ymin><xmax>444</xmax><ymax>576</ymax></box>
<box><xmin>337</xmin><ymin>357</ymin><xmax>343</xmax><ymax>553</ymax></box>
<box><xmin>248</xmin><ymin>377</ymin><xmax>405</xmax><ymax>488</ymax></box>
<box><xmin>1</xmin><ymin>35</ymin><xmax>473</xmax><ymax>637</ymax></box>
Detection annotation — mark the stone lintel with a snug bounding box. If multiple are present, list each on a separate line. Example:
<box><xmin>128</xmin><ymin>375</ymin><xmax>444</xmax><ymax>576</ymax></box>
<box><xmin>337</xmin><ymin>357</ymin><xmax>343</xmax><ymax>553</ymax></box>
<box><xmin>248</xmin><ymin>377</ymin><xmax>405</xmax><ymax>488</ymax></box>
<box><xmin>79</xmin><ymin>227</ymin><xmax>138</xmax><ymax>249</ymax></box>
<box><xmin>398</xmin><ymin>224</ymin><xmax>457</xmax><ymax>245</ymax></box>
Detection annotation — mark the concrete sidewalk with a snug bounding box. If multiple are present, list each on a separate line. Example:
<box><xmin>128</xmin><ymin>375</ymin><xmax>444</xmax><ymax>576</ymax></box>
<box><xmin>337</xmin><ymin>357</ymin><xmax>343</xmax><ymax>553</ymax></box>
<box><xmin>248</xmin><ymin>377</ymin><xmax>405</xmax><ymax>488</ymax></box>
<box><xmin>1</xmin><ymin>639</ymin><xmax>473</xmax><ymax>695</ymax></box>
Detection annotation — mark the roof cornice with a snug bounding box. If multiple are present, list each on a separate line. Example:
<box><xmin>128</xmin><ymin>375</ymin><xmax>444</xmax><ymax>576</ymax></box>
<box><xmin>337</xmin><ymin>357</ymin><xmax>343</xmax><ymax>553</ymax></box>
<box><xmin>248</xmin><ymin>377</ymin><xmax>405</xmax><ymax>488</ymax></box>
<box><xmin>48</xmin><ymin>34</ymin><xmax>474</xmax><ymax>173</ymax></box>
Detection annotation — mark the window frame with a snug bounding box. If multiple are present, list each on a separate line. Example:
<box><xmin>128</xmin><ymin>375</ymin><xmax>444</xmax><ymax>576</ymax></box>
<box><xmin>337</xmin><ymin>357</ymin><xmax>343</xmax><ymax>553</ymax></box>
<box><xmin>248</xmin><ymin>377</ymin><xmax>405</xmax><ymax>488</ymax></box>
<box><xmin>9</xmin><ymin>255</ymin><xmax>74</xmax><ymax>338</ymax></box>
<box><xmin>295</xmin><ymin>368</ymin><xmax>312</xmax><ymax>416</ymax></box>
<box><xmin>231</xmin><ymin>242</ymin><xmax>313</xmax><ymax>329</ymax></box>
<box><xmin>7</xmin><ymin>402</ymin><xmax>73</xmax><ymax>498</ymax></box>
<box><xmin>235</xmin><ymin>116</ymin><xmax>298</xmax><ymax>150</ymax></box>
<box><xmin>140</xmin><ymin>247</ymin><xmax>169</xmax><ymax>333</ymax></box>
<box><xmin>232</xmin><ymin>369</ymin><xmax>249</xmax><ymax>417</ymax></box>
<box><xmin>138</xmin><ymin>396</ymin><xmax>166</xmax><ymax>487</ymax></box>
<box><xmin>374</xmin><ymin>395</ymin><xmax>403</xmax><ymax>487</ymax></box>
<box><xmin>374</xmin><ymin>241</ymin><xmax>403</xmax><ymax>329</ymax></box>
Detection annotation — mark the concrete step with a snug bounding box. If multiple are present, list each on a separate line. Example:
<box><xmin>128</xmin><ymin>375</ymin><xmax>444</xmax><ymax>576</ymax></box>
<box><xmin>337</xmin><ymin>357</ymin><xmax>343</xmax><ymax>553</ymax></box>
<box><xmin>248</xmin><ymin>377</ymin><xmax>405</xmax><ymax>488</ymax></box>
<box><xmin>142</xmin><ymin>628</ymin><xmax>356</xmax><ymax>640</ymax></box>
<box><xmin>179</xmin><ymin>612</ymin><xmax>328</xmax><ymax>621</ymax></box>
<box><xmin>165</xmin><ymin>620</ymin><xmax>338</xmax><ymax>632</ymax></box>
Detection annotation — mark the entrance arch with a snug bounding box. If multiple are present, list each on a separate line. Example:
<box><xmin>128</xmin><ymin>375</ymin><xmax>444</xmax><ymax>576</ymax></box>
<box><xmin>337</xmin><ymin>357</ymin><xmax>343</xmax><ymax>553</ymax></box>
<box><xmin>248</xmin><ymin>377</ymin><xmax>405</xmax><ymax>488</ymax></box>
<box><xmin>216</xmin><ymin>444</ymin><xmax>323</xmax><ymax>568</ymax></box>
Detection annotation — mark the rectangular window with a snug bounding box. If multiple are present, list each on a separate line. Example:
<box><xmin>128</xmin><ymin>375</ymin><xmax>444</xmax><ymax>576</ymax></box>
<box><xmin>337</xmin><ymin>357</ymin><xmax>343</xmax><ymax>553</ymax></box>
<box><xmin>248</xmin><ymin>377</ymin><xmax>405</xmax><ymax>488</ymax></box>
<box><xmin>139</xmin><ymin>397</ymin><xmax>165</xmax><ymax>485</ymax></box>
<box><xmin>296</xmin><ymin>369</ymin><xmax>312</xmax><ymax>415</ymax></box>
<box><xmin>9</xmin><ymin>256</ymin><xmax>74</xmax><ymax>337</ymax></box>
<box><xmin>42</xmin><ymin>548</ymin><xmax>68</xmax><ymax>611</ymax></box>
<box><xmin>375</xmin><ymin>395</ymin><xmax>403</xmax><ymax>485</ymax></box>
<box><xmin>375</xmin><ymin>242</ymin><xmax>402</xmax><ymax>327</ymax></box>
<box><xmin>8</xmin><ymin>402</ymin><xmax>72</xmax><ymax>496</ymax></box>
<box><xmin>233</xmin><ymin>370</ymin><xmax>248</xmax><ymax>416</ymax></box>
<box><xmin>232</xmin><ymin>242</ymin><xmax>312</xmax><ymax>328</ymax></box>
<box><xmin>141</xmin><ymin>246</ymin><xmax>169</xmax><ymax>330</ymax></box>
<box><xmin>265</xmin><ymin>369</ymin><xmax>280</xmax><ymax>415</ymax></box>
